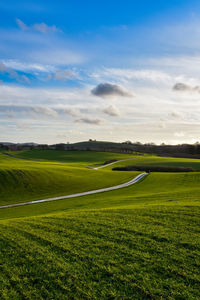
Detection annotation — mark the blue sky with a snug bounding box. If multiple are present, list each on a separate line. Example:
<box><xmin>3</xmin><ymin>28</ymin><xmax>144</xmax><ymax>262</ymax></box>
<box><xmin>1</xmin><ymin>0</ymin><xmax>200</xmax><ymax>144</ymax></box>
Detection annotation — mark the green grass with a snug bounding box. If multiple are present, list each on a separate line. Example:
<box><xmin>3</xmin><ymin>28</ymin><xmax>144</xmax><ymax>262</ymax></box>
<box><xmin>106</xmin><ymin>155</ymin><xmax>200</xmax><ymax>170</ymax></box>
<box><xmin>0</xmin><ymin>206</ymin><xmax>200</xmax><ymax>299</ymax></box>
<box><xmin>1</xmin><ymin>171</ymin><xmax>200</xmax><ymax>220</ymax></box>
<box><xmin>15</xmin><ymin>149</ymin><xmax>200</xmax><ymax>170</ymax></box>
<box><xmin>13</xmin><ymin>149</ymin><xmax>135</xmax><ymax>164</ymax></box>
<box><xmin>0</xmin><ymin>151</ymin><xmax>200</xmax><ymax>299</ymax></box>
<box><xmin>0</xmin><ymin>152</ymin><xmax>137</xmax><ymax>206</ymax></box>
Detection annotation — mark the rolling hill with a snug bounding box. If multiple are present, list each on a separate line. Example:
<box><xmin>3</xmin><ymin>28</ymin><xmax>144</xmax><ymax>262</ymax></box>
<box><xmin>0</xmin><ymin>150</ymin><xmax>199</xmax><ymax>299</ymax></box>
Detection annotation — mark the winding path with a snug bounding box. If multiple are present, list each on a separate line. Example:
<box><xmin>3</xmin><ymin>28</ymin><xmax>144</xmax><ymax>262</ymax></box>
<box><xmin>93</xmin><ymin>158</ymin><xmax>137</xmax><ymax>170</ymax></box>
<box><xmin>0</xmin><ymin>172</ymin><xmax>147</xmax><ymax>209</ymax></box>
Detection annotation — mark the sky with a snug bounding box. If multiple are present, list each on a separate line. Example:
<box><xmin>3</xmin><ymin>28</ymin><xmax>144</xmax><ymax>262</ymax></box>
<box><xmin>1</xmin><ymin>0</ymin><xmax>200</xmax><ymax>144</ymax></box>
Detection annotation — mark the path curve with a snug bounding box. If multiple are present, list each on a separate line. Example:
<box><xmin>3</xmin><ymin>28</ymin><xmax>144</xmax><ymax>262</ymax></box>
<box><xmin>92</xmin><ymin>157</ymin><xmax>137</xmax><ymax>170</ymax></box>
<box><xmin>0</xmin><ymin>172</ymin><xmax>147</xmax><ymax>209</ymax></box>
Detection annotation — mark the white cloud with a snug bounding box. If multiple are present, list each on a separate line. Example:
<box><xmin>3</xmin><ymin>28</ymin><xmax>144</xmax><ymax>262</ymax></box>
<box><xmin>16</xmin><ymin>122</ymin><xmax>33</xmax><ymax>130</ymax></box>
<box><xmin>0</xmin><ymin>62</ymin><xmax>18</xmax><ymax>79</ymax></box>
<box><xmin>57</xmin><ymin>107</ymin><xmax>78</xmax><ymax>117</ymax></box>
<box><xmin>1</xmin><ymin>60</ymin><xmax>78</xmax><ymax>83</ymax></box>
<box><xmin>145</xmin><ymin>55</ymin><xmax>200</xmax><ymax>83</ymax></box>
<box><xmin>75</xmin><ymin>117</ymin><xmax>103</xmax><ymax>125</ymax></box>
<box><xmin>0</xmin><ymin>61</ymin><xmax>30</xmax><ymax>83</ymax></box>
<box><xmin>21</xmin><ymin>75</ymin><xmax>30</xmax><ymax>84</ymax></box>
<box><xmin>96</xmin><ymin>68</ymin><xmax>173</xmax><ymax>83</ymax></box>
<box><xmin>33</xmin><ymin>23</ymin><xmax>60</xmax><ymax>33</ymax></box>
<box><xmin>174</xmin><ymin>131</ymin><xmax>185</xmax><ymax>137</ymax></box>
<box><xmin>103</xmin><ymin>105</ymin><xmax>120</xmax><ymax>117</ymax></box>
<box><xmin>54</xmin><ymin>69</ymin><xmax>77</xmax><ymax>81</ymax></box>
<box><xmin>2</xmin><ymin>59</ymin><xmax>55</xmax><ymax>73</ymax></box>
<box><xmin>169</xmin><ymin>112</ymin><xmax>184</xmax><ymax>119</ymax></box>
<box><xmin>91</xmin><ymin>82</ymin><xmax>132</xmax><ymax>98</ymax></box>
<box><xmin>173</xmin><ymin>82</ymin><xmax>200</xmax><ymax>93</ymax></box>
<box><xmin>16</xmin><ymin>18</ymin><xmax>61</xmax><ymax>33</ymax></box>
<box><xmin>0</xmin><ymin>105</ymin><xmax>58</xmax><ymax>118</ymax></box>
<box><xmin>31</xmin><ymin>106</ymin><xmax>58</xmax><ymax>117</ymax></box>
<box><xmin>16</xmin><ymin>18</ymin><xmax>28</xmax><ymax>31</ymax></box>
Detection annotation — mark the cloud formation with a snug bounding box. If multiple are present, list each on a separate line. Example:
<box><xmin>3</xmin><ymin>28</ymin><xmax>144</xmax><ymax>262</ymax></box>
<box><xmin>96</xmin><ymin>68</ymin><xmax>172</xmax><ymax>83</ymax></box>
<box><xmin>170</xmin><ymin>111</ymin><xmax>183</xmax><ymax>119</ymax></box>
<box><xmin>91</xmin><ymin>82</ymin><xmax>132</xmax><ymax>98</ymax></box>
<box><xmin>173</xmin><ymin>82</ymin><xmax>200</xmax><ymax>92</ymax></box>
<box><xmin>102</xmin><ymin>105</ymin><xmax>120</xmax><ymax>117</ymax></box>
<box><xmin>54</xmin><ymin>69</ymin><xmax>77</xmax><ymax>81</ymax></box>
<box><xmin>75</xmin><ymin>117</ymin><xmax>103</xmax><ymax>125</ymax></box>
<box><xmin>0</xmin><ymin>105</ymin><xmax>58</xmax><ymax>118</ymax></box>
<box><xmin>57</xmin><ymin>107</ymin><xmax>78</xmax><ymax>117</ymax></box>
<box><xmin>0</xmin><ymin>105</ymin><xmax>79</xmax><ymax>119</ymax></box>
<box><xmin>16</xmin><ymin>19</ymin><xmax>28</xmax><ymax>31</ymax></box>
<box><xmin>0</xmin><ymin>62</ymin><xmax>30</xmax><ymax>83</ymax></box>
<box><xmin>0</xmin><ymin>62</ymin><xmax>18</xmax><ymax>79</ymax></box>
<box><xmin>16</xmin><ymin>18</ymin><xmax>60</xmax><ymax>33</ymax></box>
<box><xmin>2</xmin><ymin>60</ymin><xmax>54</xmax><ymax>73</ymax></box>
<box><xmin>31</xmin><ymin>106</ymin><xmax>58</xmax><ymax>117</ymax></box>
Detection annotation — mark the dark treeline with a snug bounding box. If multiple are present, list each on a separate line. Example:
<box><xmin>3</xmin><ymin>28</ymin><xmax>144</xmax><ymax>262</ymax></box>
<box><xmin>65</xmin><ymin>141</ymin><xmax>200</xmax><ymax>158</ymax></box>
<box><xmin>113</xmin><ymin>165</ymin><xmax>196</xmax><ymax>172</ymax></box>
<box><xmin>129</xmin><ymin>142</ymin><xmax>200</xmax><ymax>158</ymax></box>
<box><xmin>69</xmin><ymin>141</ymin><xmax>200</xmax><ymax>158</ymax></box>
<box><xmin>1</xmin><ymin>140</ymin><xmax>200</xmax><ymax>159</ymax></box>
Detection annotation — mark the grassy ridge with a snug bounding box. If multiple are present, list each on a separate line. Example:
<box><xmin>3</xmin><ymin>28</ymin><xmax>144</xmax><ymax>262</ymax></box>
<box><xmin>13</xmin><ymin>149</ymin><xmax>134</xmax><ymax>164</ymax></box>
<box><xmin>14</xmin><ymin>150</ymin><xmax>200</xmax><ymax>170</ymax></box>
<box><xmin>0</xmin><ymin>152</ymin><xmax>137</xmax><ymax>206</ymax></box>
<box><xmin>105</xmin><ymin>155</ymin><xmax>200</xmax><ymax>170</ymax></box>
<box><xmin>1</xmin><ymin>171</ymin><xmax>200</xmax><ymax>220</ymax></box>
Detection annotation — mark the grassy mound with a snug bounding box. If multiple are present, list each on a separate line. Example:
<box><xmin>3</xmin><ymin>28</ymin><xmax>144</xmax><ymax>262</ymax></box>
<box><xmin>1</xmin><ymin>171</ymin><xmax>200</xmax><ymax>219</ymax></box>
<box><xmin>105</xmin><ymin>155</ymin><xmax>200</xmax><ymax>170</ymax></box>
<box><xmin>0</xmin><ymin>152</ymin><xmax>137</xmax><ymax>206</ymax></box>
<box><xmin>13</xmin><ymin>149</ymin><xmax>134</xmax><ymax>164</ymax></box>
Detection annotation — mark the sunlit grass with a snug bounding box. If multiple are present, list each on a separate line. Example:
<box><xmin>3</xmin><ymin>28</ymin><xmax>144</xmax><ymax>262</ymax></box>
<box><xmin>0</xmin><ymin>150</ymin><xmax>200</xmax><ymax>299</ymax></box>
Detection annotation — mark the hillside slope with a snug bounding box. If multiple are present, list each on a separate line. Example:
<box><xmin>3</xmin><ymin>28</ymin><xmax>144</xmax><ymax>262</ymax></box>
<box><xmin>0</xmin><ymin>151</ymin><xmax>200</xmax><ymax>299</ymax></box>
<box><xmin>0</xmin><ymin>152</ymin><xmax>137</xmax><ymax>206</ymax></box>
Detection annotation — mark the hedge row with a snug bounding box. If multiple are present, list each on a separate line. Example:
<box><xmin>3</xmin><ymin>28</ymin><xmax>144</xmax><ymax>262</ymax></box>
<box><xmin>112</xmin><ymin>165</ymin><xmax>196</xmax><ymax>172</ymax></box>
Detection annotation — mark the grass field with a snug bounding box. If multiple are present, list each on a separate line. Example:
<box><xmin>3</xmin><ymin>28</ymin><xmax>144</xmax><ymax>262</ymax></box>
<box><xmin>0</xmin><ymin>150</ymin><xmax>200</xmax><ymax>299</ymax></box>
<box><xmin>0</xmin><ymin>152</ymin><xmax>138</xmax><ymax>206</ymax></box>
<box><xmin>14</xmin><ymin>149</ymin><xmax>200</xmax><ymax>170</ymax></box>
<box><xmin>106</xmin><ymin>155</ymin><xmax>200</xmax><ymax>170</ymax></box>
<box><xmin>13</xmin><ymin>149</ymin><xmax>135</xmax><ymax>165</ymax></box>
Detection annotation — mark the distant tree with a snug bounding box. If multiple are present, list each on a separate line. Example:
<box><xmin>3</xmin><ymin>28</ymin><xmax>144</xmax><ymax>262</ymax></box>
<box><xmin>134</xmin><ymin>141</ymin><xmax>142</xmax><ymax>145</ymax></box>
<box><xmin>123</xmin><ymin>140</ymin><xmax>132</xmax><ymax>145</ymax></box>
<box><xmin>55</xmin><ymin>143</ymin><xmax>65</xmax><ymax>150</ymax></box>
